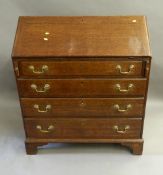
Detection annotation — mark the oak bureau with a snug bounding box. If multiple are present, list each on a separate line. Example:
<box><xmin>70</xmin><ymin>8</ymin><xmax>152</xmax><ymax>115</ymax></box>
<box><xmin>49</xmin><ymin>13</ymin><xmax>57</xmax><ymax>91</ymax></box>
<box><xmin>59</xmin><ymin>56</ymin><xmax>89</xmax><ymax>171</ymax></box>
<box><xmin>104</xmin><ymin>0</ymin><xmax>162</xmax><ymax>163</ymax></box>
<box><xmin>12</xmin><ymin>16</ymin><xmax>151</xmax><ymax>155</ymax></box>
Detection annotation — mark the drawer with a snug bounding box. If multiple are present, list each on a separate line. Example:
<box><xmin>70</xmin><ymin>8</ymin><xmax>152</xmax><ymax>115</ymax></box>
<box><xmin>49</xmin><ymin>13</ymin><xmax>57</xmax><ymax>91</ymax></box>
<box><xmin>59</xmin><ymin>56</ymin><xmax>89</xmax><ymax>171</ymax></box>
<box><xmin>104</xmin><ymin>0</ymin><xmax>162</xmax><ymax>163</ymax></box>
<box><xmin>18</xmin><ymin>79</ymin><xmax>147</xmax><ymax>98</ymax></box>
<box><xmin>24</xmin><ymin>118</ymin><xmax>142</xmax><ymax>139</ymax></box>
<box><xmin>21</xmin><ymin>98</ymin><xmax>144</xmax><ymax>117</ymax></box>
<box><xmin>17</xmin><ymin>60</ymin><xmax>144</xmax><ymax>78</ymax></box>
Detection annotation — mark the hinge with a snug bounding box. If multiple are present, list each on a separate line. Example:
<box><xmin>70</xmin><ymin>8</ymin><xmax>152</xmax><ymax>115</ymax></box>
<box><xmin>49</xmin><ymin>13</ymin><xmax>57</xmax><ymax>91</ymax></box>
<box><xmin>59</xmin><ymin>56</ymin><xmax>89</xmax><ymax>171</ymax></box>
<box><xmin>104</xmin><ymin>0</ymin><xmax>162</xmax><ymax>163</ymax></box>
<box><xmin>13</xmin><ymin>61</ymin><xmax>19</xmax><ymax>77</ymax></box>
<box><xmin>145</xmin><ymin>60</ymin><xmax>150</xmax><ymax>77</ymax></box>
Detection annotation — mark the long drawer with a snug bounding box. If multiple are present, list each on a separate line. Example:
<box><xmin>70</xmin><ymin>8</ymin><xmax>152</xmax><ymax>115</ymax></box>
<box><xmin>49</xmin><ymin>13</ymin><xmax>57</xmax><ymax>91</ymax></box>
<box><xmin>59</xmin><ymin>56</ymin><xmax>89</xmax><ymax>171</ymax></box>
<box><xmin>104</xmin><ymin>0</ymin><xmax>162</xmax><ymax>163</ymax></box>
<box><xmin>21</xmin><ymin>98</ymin><xmax>144</xmax><ymax>117</ymax></box>
<box><xmin>17</xmin><ymin>79</ymin><xmax>147</xmax><ymax>97</ymax></box>
<box><xmin>24</xmin><ymin>118</ymin><xmax>142</xmax><ymax>139</ymax></box>
<box><xmin>17</xmin><ymin>60</ymin><xmax>144</xmax><ymax>78</ymax></box>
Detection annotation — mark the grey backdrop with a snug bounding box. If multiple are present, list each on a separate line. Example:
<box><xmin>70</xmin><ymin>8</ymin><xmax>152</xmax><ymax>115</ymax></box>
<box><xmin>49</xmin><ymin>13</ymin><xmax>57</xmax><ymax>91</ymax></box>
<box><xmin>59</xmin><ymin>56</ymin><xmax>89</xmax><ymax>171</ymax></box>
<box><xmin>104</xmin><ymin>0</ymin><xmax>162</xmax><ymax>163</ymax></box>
<box><xmin>0</xmin><ymin>1</ymin><xmax>163</xmax><ymax>175</ymax></box>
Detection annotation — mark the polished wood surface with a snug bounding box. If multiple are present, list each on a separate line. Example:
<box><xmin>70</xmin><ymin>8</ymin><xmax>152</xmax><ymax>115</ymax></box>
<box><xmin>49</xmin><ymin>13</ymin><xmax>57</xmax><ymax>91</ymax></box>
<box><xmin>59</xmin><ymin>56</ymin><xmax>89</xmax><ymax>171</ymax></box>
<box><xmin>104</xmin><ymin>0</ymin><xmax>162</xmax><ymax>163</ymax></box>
<box><xmin>12</xmin><ymin>16</ymin><xmax>152</xmax><ymax>155</ymax></box>
<box><xmin>12</xmin><ymin>16</ymin><xmax>151</xmax><ymax>57</ymax></box>
<box><xmin>18</xmin><ymin>60</ymin><xmax>144</xmax><ymax>78</ymax></box>
<box><xmin>24</xmin><ymin>118</ymin><xmax>142</xmax><ymax>139</ymax></box>
<box><xmin>18</xmin><ymin>79</ymin><xmax>147</xmax><ymax>97</ymax></box>
<box><xmin>21</xmin><ymin>98</ymin><xmax>144</xmax><ymax>117</ymax></box>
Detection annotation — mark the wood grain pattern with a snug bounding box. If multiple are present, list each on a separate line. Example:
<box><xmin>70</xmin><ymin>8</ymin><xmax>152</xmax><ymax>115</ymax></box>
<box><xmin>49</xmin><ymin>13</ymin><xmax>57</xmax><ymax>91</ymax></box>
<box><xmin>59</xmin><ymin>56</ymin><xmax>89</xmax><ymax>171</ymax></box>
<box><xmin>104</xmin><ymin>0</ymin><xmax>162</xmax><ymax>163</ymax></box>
<box><xmin>11</xmin><ymin>16</ymin><xmax>152</xmax><ymax>155</ymax></box>
<box><xmin>12</xmin><ymin>16</ymin><xmax>151</xmax><ymax>57</ymax></box>
<box><xmin>17</xmin><ymin>79</ymin><xmax>147</xmax><ymax>98</ymax></box>
<box><xmin>18</xmin><ymin>60</ymin><xmax>144</xmax><ymax>78</ymax></box>
<box><xmin>24</xmin><ymin>118</ymin><xmax>142</xmax><ymax>139</ymax></box>
<box><xmin>21</xmin><ymin>98</ymin><xmax>144</xmax><ymax>117</ymax></box>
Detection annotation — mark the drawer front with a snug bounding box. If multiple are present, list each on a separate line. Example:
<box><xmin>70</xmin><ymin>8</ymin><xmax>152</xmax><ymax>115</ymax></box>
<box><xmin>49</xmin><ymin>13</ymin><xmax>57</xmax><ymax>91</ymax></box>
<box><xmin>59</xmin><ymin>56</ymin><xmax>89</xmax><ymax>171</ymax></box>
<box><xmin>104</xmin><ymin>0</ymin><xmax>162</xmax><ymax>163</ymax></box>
<box><xmin>18</xmin><ymin>79</ymin><xmax>147</xmax><ymax>97</ymax></box>
<box><xmin>21</xmin><ymin>98</ymin><xmax>144</xmax><ymax>117</ymax></box>
<box><xmin>18</xmin><ymin>60</ymin><xmax>144</xmax><ymax>77</ymax></box>
<box><xmin>24</xmin><ymin>118</ymin><xmax>142</xmax><ymax>139</ymax></box>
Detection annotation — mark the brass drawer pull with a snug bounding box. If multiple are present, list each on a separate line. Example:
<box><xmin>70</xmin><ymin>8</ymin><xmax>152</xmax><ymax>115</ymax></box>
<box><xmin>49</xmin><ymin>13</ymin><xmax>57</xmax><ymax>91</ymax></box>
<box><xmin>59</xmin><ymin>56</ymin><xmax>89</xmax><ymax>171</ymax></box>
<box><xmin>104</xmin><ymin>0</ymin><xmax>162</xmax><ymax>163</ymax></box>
<box><xmin>115</xmin><ymin>84</ymin><xmax>134</xmax><ymax>92</ymax></box>
<box><xmin>113</xmin><ymin>125</ymin><xmax>130</xmax><ymax>134</ymax></box>
<box><xmin>36</xmin><ymin>125</ymin><xmax>54</xmax><ymax>133</ymax></box>
<box><xmin>31</xmin><ymin>84</ymin><xmax>50</xmax><ymax>93</ymax></box>
<box><xmin>114</xmin><ymin>104</ymin><xmax>132</xmax><ymax>112</ymax></box>
<box><xmin>116</xmin><ymin>65</ymin><xmax>134</xmax><ymax>74</ymax></box>
<box><xmin>28</xmin><ymin>65</ymin><xmax>48</xmax><ymax>74</ymax></box>
<box><xmin>34</xmin><ymin>104</ymin><xmax>51</xmax><ymax>113</ymax></box>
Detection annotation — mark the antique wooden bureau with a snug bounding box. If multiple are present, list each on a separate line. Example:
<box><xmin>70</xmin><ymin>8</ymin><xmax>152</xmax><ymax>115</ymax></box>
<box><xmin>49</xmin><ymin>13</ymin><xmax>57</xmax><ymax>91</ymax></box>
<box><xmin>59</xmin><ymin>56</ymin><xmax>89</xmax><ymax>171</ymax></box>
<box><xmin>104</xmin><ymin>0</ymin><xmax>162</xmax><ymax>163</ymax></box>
<box><xmin>12</xmin><ymin>16</ymin><xmax>151</xmax><ymax>155</ymax></box>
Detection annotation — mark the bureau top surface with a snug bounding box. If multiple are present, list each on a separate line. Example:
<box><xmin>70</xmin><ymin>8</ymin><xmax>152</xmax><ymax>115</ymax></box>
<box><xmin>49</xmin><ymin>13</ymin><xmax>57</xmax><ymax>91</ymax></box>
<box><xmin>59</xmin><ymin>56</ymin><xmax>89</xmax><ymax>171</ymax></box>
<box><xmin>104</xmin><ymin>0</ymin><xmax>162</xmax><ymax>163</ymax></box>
<box><xmin>12</xmin><ymin>16</ymin><xmax>151</xmax><ymax>58</ymax></box>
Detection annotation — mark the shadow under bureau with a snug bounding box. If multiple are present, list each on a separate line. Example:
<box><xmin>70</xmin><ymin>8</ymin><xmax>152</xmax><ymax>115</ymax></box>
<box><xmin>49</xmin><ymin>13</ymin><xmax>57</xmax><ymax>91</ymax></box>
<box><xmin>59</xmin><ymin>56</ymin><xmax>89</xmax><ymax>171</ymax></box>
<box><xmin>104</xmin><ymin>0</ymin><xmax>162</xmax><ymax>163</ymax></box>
<box><xmin>12</xmin><ymin>16</ymin><xmax>151</xmax><ymax>155</ymax></box>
